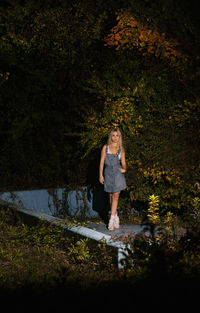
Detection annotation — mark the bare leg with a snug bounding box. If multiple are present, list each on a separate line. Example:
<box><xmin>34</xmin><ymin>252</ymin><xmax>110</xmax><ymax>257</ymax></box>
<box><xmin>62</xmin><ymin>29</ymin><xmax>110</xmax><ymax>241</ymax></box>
<box><xmin>109</xmin><ymin>193</ymin><xmax>113</xmax><ymax>208</ymax></box>
<box><xmin>108</xmin><ymin>192</ymin><xmax>120</xmax><ymax>230</ymax></box>
<box><xmin>110</xmin><ymin>191</ymin><xmax>120</xmax><ymax>216</ymax></box>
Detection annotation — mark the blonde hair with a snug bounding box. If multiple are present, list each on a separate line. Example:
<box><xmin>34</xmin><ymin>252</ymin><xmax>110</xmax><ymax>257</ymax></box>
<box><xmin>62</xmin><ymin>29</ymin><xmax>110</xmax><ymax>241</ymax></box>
<box><xmin>107</xmin><ymin>128</ymin><xmax>124</xmax><ymax>151</ymax></box>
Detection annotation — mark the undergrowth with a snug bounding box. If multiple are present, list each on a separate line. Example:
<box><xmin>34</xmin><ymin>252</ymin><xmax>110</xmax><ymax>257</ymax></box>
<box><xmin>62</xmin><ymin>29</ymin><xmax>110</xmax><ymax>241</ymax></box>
<box><xmin>0</xmin><ymin>206</ymin><xmax>118</xmax><ymax>292</ymax></box>
<box><xmin>1</xmin><ymin>198</ymin><xmax>200</xmax><ymax>302</ymax></box>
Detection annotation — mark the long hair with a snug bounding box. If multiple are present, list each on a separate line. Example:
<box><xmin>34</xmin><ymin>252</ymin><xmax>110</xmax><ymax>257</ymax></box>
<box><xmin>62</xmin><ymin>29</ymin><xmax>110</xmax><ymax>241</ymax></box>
<box><xmin>107</xmin><ymin>128</ymin><xmax>124</xmax><ymax>151</ymax></box>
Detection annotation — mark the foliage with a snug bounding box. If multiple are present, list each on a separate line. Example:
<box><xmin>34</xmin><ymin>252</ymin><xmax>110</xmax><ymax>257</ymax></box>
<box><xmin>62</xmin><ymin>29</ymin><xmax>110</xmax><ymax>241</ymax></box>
<box><xmin>191</xmin><ymin>197</ymin><xmax>200</xmax><ymax>225</ymax></box>
<box><xmin>0</xmin><ymin>206</ymin><xmax>116</xmax><ymax>290</ymax></box>
<box><xmin>147</xmin><ymin>194</ymin><xmax>160</xmax><ymax>224</ymax></box>
<box><xmin>80</xmin><ymin>95</ymin><xmax>142</xmax><ymax>156</ymax></box>
<box><xmin>0</xmin><ymin>0</ymin><xmax>114</xmax><ymax>189</ymax></box>
<box><xmin>1</xmin><ymin>204</ymin><xmax>200</xmax><ymax>301</ymax></box>
<box><xmin>0</xmin><ymin>0</ymin><xmax>200</xmax><ymax>221</ymax></box>
<box><xmin>80</xmin><ymin>3</ymin><xmax>200</xmax><ymax>215</ymax></box>
<box><xmin>123</xmin><ymin>195</ymin><xmax>200</xmax><ymax>282</ymax></box>
<box><xmin>105</xmin><ymin>9</ymin><xmax>182</xmax><ymax>66</ymax></box>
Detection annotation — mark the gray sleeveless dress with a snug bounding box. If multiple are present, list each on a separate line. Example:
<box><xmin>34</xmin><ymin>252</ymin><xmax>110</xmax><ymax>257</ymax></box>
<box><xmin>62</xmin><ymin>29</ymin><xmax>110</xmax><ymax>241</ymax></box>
<box><xmin>104</xmin><ymin>145</ymin><xmax>127</xmax><ymax>193</ymax></box>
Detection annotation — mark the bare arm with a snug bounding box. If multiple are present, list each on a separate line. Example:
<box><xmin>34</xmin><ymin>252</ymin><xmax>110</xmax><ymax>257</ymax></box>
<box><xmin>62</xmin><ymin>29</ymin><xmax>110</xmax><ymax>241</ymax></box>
<box><xmin>99</xmin><ymin>145</ymin><xmax>106</xmax><ymax>184</ymax></box>
<box><xmin>119</xmin><ymin>149</ymin><xmax>126</xmax><ymax>173</ymax></box>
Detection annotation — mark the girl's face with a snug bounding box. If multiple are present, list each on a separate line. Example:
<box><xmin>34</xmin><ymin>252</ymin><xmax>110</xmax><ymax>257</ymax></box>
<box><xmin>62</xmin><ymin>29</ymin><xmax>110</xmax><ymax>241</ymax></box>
<box><xmin>111</xmin><ymin>131</ymin><xmax>120</xmax><ymax>143</ymax></box>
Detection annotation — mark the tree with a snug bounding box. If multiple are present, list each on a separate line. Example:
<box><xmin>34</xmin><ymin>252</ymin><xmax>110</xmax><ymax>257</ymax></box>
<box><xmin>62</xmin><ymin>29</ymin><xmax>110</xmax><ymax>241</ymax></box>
<box><xmin>80</xmin><ymin>3</ymin><xmax>200</xmax><ymax>213</ymax></box>
<box><xmin>0</xmin><ymin>0</ymin><xmax>115</xmax><ymax>189</ymax></box>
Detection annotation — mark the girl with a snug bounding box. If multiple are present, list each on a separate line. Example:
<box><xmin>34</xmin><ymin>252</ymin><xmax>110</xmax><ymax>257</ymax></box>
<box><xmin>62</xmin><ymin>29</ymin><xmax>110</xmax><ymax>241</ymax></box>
<box><xmin>99</xmin><ymin>128</ymin><xmax>127</xmax><ymax>230</ymax></box>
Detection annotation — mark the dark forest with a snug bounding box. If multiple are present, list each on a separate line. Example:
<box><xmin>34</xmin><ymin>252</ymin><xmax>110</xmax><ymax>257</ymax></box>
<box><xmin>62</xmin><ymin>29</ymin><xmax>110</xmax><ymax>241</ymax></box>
<box><xmin>1</xmin><ymin>1</ymin><xmax>200</xmax><ymax>308</ymax></box>
<box><xmin>0</xmin><ymin>0</ymin><xmax>200</xmax><ymax>214</ymax></box>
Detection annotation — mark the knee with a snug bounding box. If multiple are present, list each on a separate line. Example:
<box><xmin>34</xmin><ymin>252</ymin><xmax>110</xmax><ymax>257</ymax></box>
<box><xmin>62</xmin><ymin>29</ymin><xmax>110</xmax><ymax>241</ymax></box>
<box><xmin>113</xmin><ymin>192</ymin><xmax>120</xmax><ymax>201</ymax></box>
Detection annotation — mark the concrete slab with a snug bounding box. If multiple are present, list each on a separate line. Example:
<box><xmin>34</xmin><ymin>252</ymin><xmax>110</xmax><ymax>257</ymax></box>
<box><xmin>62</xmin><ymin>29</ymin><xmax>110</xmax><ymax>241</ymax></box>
<box><xmin>87</xmin><ymin>222</ymin><xmax>147</xmax><ymax>242</ymax></box>
<box><xmin>87</xmin><ymin>222</ymin><xmax>143</xmax><ymax>234</ymax></box>
<box><xmin>11</xmin><ymin>206</ymin><xmax>129</xmax><ymax>268</ymax></box>
<box><xmin>0</xmin><ymin>187</ymin><xmax>108</xmax><ymax>217</ymax></box>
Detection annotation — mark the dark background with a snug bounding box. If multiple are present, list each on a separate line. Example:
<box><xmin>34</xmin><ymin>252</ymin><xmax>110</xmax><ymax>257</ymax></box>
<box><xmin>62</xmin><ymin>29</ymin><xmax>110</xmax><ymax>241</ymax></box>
<box><xmin>0</xmin><ymin>0</ymin><xmax>199</xmax><ymax>197</ymax></box>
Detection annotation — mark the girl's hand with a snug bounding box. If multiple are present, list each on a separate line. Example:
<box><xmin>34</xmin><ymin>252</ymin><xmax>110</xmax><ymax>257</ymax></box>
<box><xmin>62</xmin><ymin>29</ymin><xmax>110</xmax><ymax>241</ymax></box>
<box><xmin>99</xmin><ymin>175</ymin><xmax>104</xmax><ymax>184</ymax></box>
<box><xmin>118</xmin><ymin>168</ymin><xmax>126</xmax><ymax>174</ymax></box>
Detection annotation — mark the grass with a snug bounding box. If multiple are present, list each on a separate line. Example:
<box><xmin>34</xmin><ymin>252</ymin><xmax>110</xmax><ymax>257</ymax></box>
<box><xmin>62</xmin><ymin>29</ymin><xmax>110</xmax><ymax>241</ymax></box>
<box><xmin>0</xmin><ymin>206</ymin><xmax>120</xmax><ymax>291</ymax></box>
<box><xmin>1</xmin><ymin>204</ymin><xmax>200</xmax><ymax>311</ymax></box>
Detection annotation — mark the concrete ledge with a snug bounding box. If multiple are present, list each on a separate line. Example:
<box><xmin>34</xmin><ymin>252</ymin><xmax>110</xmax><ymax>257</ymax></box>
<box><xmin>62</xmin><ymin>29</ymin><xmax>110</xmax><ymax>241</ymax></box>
<box><xmin>15</xmin><ymin>206</ymin><xmax>128</xmax><ymax>268</ymax></box>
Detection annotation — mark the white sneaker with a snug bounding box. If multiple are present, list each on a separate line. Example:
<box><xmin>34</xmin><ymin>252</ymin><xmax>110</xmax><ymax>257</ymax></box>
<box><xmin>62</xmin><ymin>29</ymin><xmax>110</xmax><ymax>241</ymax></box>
<box><xmin>108</xmin><ymin>216</ymin><xmax>115</xmax><ymax>231</ymax></box>
<box><xmin>114</xmin><ymin>215</ymin><xmax>120</xmax><ymax>229</ymax></box>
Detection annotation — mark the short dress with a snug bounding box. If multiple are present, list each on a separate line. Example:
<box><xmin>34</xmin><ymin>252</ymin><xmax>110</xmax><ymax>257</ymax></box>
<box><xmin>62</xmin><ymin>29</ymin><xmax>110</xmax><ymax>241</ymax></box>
<box><xmin>104</xmin><ymin>145</ymin><xmax>127</xmax><ymax>193</ymax></box>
